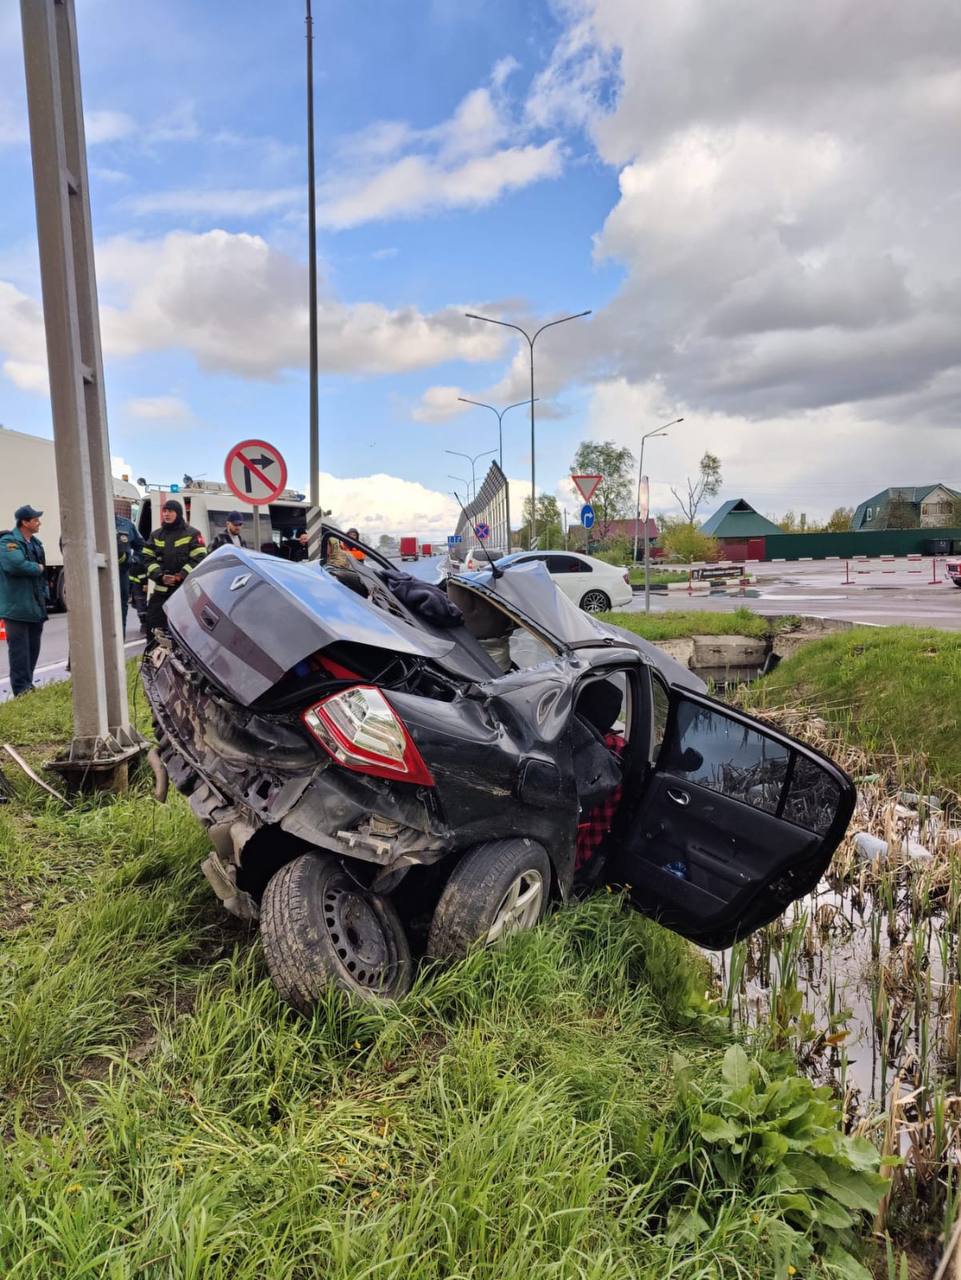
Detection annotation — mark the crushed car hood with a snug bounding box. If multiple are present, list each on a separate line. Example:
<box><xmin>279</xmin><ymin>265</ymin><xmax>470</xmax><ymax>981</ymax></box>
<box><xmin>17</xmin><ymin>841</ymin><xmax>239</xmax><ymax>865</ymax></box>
<box><xmin>164</xmin><ymin>548</ymin><xmax>457</xmax><ymax>706</ymax></box>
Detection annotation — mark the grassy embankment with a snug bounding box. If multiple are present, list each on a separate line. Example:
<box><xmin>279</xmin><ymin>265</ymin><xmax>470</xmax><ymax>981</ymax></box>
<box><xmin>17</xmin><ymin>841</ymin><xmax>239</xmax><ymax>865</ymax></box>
<box><xmin>0</xmin><ymin>664</ymin><xmax>888</xmax><ymax>1278</ymax></box>
<box><xmin>602</xmin><ymin>605</ymin><xmax>799</xmax><ymax>642</ymax></box>
<box><xmin>742</xmin><ymin>626</ymin><xmax>961</xmax><ymax>789</ymax></box>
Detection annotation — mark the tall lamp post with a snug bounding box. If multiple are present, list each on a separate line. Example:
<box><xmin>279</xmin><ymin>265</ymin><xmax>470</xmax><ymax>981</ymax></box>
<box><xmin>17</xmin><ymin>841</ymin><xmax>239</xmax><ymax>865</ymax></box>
<box><xmin>634</xmin><ymin>417</ymin><xmax>683</xmax><ymax>613</ymax></box>
<box><xmin>305</xmin><ymin>0</ymin><xmax>319</xmax><ymax>517</ymax></box>
<box><xmin>445</xmin><ymin>448</ymin><xmax>496</xmax><ymax>505</ymax></box>
<box><xmin>465</xmin><ymin>309</ymin><xmax>591</xmax><ymax>550</ymax></box>
<box><xmin>456</xmin><ymin>397</ymin><xmax>537</xmax><ymax>470</ymax></box>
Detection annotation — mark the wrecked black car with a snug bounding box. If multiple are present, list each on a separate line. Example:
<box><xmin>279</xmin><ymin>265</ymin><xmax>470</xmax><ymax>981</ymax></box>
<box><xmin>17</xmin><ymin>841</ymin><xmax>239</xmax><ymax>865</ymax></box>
<box><xmin>142</xmin><ymin>528</ymin><xmax>855</xmax><ymax>1011</ymax></box>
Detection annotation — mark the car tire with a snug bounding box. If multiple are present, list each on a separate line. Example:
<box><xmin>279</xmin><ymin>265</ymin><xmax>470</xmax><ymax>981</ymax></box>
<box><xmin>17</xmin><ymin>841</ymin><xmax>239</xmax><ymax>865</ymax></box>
<box><xmin>426</xmin><ymin>838</ymin><xmax>551</xmax><ymax>961</ymax></box>
<box><xmin>579</xmin><ymin>589</ymin><xmax>611</xmax><ymax>613</ymax></box>
<box><xmin>261</xmin><ymin>852</ymin><xmax>412</xmax><ymax>1010</ymax></box>
<box><xmin>953</xmin><ymin>580</ymin><xmax>961</xmax><ymax>589</ymax></box>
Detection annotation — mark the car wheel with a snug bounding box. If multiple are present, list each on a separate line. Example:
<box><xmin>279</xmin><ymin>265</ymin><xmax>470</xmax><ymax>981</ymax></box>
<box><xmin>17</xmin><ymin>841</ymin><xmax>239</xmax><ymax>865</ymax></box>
<box><xmin>954</xmin><ymin>580</ymin><xmax>961</xmax><ymax>589</ymax></box>
<box><xmin>426</xmin><ymin>838</ymin><xmax>550</xmax><ymax>961</ymax></box>
<box><xmin>579</xmin><ymin>589</ymin><xmax>611</xmax><ymax>613</ymax></box>
<box><xmin>261</xmin><ymin>852</ymin><xmax>412</xmax><ymax>1010</ymax></box>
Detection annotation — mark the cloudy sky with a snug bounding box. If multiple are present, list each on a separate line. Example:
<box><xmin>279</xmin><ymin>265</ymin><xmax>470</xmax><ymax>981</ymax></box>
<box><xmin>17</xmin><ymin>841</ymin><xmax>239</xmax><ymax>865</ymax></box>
<box><xmin>1</xmin><ymin>0</ymin><xmax>960</xmax><ymax>538</ymax></box>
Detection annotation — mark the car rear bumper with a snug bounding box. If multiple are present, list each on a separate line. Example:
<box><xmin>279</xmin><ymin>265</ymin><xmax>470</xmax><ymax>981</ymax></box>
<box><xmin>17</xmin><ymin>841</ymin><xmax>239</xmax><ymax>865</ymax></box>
<box><xmin>141</xmin><ymin>642</ymin><xmax>450</xmax><ymax>874</ymax></box>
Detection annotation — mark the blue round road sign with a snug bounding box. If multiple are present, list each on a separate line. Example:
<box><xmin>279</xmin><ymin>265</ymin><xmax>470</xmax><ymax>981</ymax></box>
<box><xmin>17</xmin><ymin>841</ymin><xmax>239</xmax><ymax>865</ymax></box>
<box><xmin>580</xmin><ymin>503</ymin><xmax>595</xmax><ymax>529</ymax></box>
<box><xmin>474</xmin><ymin>522</ymin><xmax>491</xmax><ymax>541</ymax></box>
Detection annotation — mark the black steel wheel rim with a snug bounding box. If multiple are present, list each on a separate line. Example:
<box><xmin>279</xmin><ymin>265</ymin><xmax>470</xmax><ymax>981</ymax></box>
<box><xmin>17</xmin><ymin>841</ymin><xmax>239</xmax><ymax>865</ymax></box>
<box><xmin>322</xmin><ymin>879</ymin><xmax>398</xmax><ymax>991</ymax></box>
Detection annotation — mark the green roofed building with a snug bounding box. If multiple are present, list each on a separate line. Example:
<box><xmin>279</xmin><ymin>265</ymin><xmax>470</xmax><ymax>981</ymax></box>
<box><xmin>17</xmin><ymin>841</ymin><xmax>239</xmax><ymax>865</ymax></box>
<box><xmin>700</xmin><ymin>499</ymin><xmax>782</xmax><ymax>558</ymax></box>
<box><xmin>850</xmin><ymin>484</ymin><xmax>961</xmax><ymax>531</ymax></box>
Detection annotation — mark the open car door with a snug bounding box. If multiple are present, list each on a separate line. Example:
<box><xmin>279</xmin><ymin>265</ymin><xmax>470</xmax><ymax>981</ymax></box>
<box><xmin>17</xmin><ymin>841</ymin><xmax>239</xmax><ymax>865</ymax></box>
<box><xmin>609</xmin><ymin>687</ymin><xmax>856</xmax><ymax>949</ymax></box>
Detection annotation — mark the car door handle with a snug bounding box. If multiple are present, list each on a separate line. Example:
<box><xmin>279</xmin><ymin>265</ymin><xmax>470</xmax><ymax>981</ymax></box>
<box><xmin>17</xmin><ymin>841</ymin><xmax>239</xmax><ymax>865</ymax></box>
<box><xmin>666</xmin><ymin>786</ymin><xmax>690</xmax><ymax>807</ymax></box>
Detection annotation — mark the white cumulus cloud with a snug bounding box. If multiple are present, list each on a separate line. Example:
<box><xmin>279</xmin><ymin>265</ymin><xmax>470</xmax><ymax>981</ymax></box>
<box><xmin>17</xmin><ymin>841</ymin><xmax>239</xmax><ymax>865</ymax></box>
<box><xmin>317</xmin><ymin>471</ymin><xmax>460</xmax><ymax>541</ymax></box>
<box><xmin>125</xmin><ymin>395</ymin><xmax>193</xmax><ymax>421</ymax></box>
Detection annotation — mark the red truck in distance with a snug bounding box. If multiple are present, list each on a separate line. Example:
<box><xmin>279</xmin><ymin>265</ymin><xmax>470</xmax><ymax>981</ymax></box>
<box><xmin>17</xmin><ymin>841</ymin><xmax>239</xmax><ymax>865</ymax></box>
<box><xmin>399</xmin><ymin>536</ymin><xmax>419</xmax><ymax>561</ymax></box>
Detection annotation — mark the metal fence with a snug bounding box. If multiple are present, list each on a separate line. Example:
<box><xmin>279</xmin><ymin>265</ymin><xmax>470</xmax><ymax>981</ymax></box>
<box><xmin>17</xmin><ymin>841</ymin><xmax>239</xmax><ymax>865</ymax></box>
<box><xmin>453</xmin><ymin>462</ymin><xmax>511</xmax><ymax>556</ymax></box>
<box><xmin>766</xmin><ymin>527</ymin><xmax>961</xmax><ymax>560</ymax></box>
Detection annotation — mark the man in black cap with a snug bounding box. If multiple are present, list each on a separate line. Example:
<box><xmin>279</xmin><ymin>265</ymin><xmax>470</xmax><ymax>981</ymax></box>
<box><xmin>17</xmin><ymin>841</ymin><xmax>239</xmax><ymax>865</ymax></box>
<box><xmin>208</xmin><ymin>511</ymin><xmax>248</xmax><ymax>552</ymax></box>
<box><xmin>0</xmin><ymin>505</ymin><xmax>48</xmax><ymax>695</ymax></box>
<box><xmin>142</xmin><ymin>499</ymin><xmax>206</xmax><ymax>646</ymax></box>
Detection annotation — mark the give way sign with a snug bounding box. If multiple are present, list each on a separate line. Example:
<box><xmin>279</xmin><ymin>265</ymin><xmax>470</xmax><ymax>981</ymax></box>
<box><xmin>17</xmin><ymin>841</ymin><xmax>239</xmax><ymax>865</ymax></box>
<box><xmin>571</xmin><ymin>473</ymin><xmax>602</xmax><ymax>503</ymax></box>
<box><xmin>225</xmin><ymin>439</ymin><xmax>288</xmax><ymax>505</ymax></box>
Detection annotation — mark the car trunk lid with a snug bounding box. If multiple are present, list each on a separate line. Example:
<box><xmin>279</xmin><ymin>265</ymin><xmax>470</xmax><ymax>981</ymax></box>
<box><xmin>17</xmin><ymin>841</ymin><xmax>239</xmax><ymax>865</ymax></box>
<box><xmin>164</xmin><ymin>548</ymin><xmax>460</xmax><ymax>706</ymax></box>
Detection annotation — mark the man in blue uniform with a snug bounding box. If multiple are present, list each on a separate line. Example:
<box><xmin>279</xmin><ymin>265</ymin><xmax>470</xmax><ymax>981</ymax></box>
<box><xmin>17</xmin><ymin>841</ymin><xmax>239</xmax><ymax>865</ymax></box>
<box><xmin>115</xmin><ymin>511</ymin><xmax>145</xmax><ymax>636</ymax></box>
<box><xmin>0</xmin><ymin>505</ymin><xmax>48</xmax><ymax>695</ymax></box>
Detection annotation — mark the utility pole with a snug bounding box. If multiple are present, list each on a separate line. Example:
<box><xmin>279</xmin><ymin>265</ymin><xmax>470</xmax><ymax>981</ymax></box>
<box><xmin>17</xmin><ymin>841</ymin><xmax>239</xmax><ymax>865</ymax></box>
<box><xmin>20</xmin><ymin>0</ymin><xmax>144</xmax><ymax>786</ymax></box>
<box><xmin>305</xmin><ymin>0</ymin><xmax>321</xmax><ymax>555</ymax></box>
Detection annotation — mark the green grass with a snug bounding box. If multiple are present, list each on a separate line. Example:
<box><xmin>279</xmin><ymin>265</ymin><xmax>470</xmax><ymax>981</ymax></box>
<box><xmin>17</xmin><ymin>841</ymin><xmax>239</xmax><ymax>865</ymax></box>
<box><xmin>742</xmin><ymin>625</ymin><xmax>961</xmax><ymax>788</ymax></box>
<box><xmin>601</xmin><ymin>606</ymin><xmax>799</xmax><ymax>642</ymax></box>
<box><xmin>627</xmin><ymin>568</ymin><xmax>691</xmax><ymax>586</ymax></box>
<box><xmin>0</xmin><ymin>663</ymin><xmax>884</xmax><ymax>1278</ymax></box>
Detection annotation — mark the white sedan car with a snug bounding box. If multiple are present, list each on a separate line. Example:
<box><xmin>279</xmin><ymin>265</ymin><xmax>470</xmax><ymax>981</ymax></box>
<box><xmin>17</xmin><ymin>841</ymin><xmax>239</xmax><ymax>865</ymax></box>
<box><xmin>490</xmin><ymin>550</ymin><xmax>633</xmax><ymax>613</ymax></box>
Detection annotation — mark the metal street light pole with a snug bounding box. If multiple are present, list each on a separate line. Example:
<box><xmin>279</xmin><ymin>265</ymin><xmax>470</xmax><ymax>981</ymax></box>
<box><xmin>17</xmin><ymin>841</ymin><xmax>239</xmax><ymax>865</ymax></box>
<box><xmin>305</xmin><ymin>1</ymin><xmax>319</xmax><ymax>516</ymax></box>
<box><xmin>634</xmin><ymin>417</ymin><xmax>683</xmax><ymax>614</ymax></box>
<box><xmin>456</xmin><ymin>397</ymin><xmax>538</xmax><ymax>470</ymax></box>
<box><xmin>465</xmin><ymin>310</ymin><xmax>591</xmax><ymax>550</ymax></box>
<box><xmin>445</xmin><ymin>448</ymin><xmax>496</xmax><ymax>504</ymax></box>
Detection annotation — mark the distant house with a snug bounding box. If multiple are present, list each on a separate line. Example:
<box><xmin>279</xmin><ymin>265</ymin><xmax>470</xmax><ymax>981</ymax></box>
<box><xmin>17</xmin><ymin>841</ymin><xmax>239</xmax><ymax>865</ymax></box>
<box><xmin>596</xmin><ymin>517</ymin><xmax>659</xmax><ymax>543</ymax></box>
<box><xmin>700</xmin><ymin>499</ymin><xmax>782</xmax><ymax>559</ymax></box>
<box><xmin>851</xmin><ymin>485</ymin><xmax>961</xmax><ymax>531</ymax></box>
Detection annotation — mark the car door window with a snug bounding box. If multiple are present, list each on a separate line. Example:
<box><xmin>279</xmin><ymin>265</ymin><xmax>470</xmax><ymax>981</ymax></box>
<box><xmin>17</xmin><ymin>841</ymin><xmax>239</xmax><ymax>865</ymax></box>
<box><xmin>780</xmin><ymin>755</ymin><xmax>843</xmax><ymax>837</ymax></box>
<box><xmin>650</xmin><ymin>673</ymin><xmax>670</xmax><ymax>760</ymax></box>
<box><xmin>545</xmin><ymin>555</ymin><xmax>584</xmax><ymax>574</ymax></box>
<box><xmin>665</xmin><ymin>700</ymin><xmax>790</xmax><ymax>815</ymax></box>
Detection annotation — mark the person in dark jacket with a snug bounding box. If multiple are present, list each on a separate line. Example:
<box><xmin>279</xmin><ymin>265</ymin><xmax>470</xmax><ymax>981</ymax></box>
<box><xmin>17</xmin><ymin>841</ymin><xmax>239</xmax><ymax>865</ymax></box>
<box><xmin>142</xmin><ymin>499</ymin><xmax>206</xmax><ymax>646</ymax></box>
<box><xmin>115</xmin><ymin>512</ymin><xmax>144</xmax><ymax>636</ymax></box>
<box><xmin>128</xmin><ymin>555</ymin><xmax>148</xmax><ymax>635</ymax></box>
<box><xmin>209</xmin><ymin>511</ymin><xmax>248</xmax><ymax>552</ymax></box>
<box><xmin>0</xmin><ymin>504</ymin><xmax>48</xmax><ymax>695</ymax></box>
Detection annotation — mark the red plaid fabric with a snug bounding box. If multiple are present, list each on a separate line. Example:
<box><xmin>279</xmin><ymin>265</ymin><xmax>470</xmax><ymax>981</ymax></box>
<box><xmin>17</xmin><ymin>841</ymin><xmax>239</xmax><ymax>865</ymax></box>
<box><xmin>574</xmin><ymin>732</ymin><xmax>625</xmax><ymax>870</ymax></box>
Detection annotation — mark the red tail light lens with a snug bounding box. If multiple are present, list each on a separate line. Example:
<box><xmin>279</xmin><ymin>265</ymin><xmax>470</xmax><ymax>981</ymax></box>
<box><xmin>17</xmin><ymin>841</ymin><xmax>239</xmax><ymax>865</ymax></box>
<box><xmin>303</xmin><ymin>685</ymin><xmax>434</xmax><ymax>786</ymax></box>
<box><xmin>623</xmin><ymin>572</ymin><xmax>630</xmax><ymax>585</ymax></box>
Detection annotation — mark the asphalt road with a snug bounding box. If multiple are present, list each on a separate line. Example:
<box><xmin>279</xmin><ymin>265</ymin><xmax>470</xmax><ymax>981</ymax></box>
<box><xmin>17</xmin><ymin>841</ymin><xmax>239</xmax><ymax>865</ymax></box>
<box><xmin>623</xmin><ymin>558</ymin><xmax>961</xmax><ymax>630</ymax></box>
<box><xmin>0</xmin><ymin>553</ymin><xmax>446</xmax><ymax>699</ymax></box>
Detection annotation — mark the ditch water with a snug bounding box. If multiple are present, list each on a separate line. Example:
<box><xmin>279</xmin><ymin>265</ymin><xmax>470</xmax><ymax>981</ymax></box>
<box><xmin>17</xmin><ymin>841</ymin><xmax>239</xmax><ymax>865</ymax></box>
<box><xmin>708</xmin><ymin>714</ymin><xmax>961</xmax><ymax>1215</ymax></box>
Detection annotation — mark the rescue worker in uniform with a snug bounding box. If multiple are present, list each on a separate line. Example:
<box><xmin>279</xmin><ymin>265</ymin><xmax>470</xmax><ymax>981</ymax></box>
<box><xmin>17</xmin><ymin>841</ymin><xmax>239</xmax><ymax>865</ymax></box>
<box><xmin>114</xmin><ymin>511</ymin><xmax>144</xmax><ymax>636</ymax></box>
<box><xmin>0</xmin><ymin>504</ymin><xmax>48</xmax><ymax>695</ymax></box>
<box><xmin>128</xmin><ymin>553</ymin><xmax>149</xmax><ymax>635</ymax></box>
<box><xmin>142</xmin><ymin>499</ymin><xmax>206</xmax><ymax>646</ymax></box>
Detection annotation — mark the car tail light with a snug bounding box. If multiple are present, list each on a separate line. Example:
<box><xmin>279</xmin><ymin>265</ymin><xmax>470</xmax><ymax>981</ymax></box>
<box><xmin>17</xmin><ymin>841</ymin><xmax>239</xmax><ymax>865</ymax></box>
<box><xmin>302</xmin><ymin>685</ymin><xmax>434</xmax><ymax>786</ymax></box>
<box><xmin>623</xmin><ymin>572</ymin><xmax>630</xmax><ymax>585</ymax></box>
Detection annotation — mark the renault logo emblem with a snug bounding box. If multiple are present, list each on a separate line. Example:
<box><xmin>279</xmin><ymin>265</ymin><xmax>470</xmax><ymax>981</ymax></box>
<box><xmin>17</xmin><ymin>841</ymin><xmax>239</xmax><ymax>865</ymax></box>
<box><xmin>229</xmin><ymin>573</ymin><xmax>251</xmax><ymax>591</ymax></box>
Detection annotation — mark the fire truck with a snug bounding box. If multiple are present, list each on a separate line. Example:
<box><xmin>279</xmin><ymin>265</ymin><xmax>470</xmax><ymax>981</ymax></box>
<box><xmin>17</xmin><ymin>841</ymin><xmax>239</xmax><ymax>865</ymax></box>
<box><xmin>135</xmin><ymin>480</ymin><xmax>311</xmax><ymax>553</ymax></box>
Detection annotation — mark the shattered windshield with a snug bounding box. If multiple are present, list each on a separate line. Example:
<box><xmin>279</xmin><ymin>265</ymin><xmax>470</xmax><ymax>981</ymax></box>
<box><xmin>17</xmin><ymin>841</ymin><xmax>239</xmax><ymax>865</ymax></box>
<box><xmin>458</xmin><ymin>559</ymin><xmax>611</xmax><ymax>647</ymax></box>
